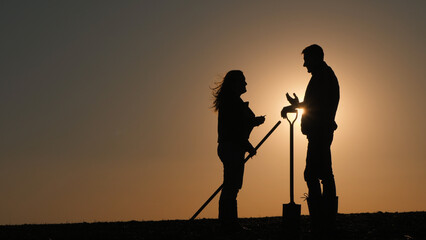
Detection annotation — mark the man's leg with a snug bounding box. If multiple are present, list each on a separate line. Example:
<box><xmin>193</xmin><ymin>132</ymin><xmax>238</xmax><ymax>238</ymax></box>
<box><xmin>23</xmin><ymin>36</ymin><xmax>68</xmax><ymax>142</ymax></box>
<box><xmin>305</xmin><ymin>138</ymin><xmax>324</xmax><ymax>239</ymax></box>
<box><xmin>321</xmin><ymin>175</ymin><xmax>338</xmax><ymax>238</ymax></box>
<box><xmin>322</xmin><ymin>176</ymin><xmax>336</xmax><ymax>199</ymax></box>
<box><xmin>305</xmin><ymin>135</ymin><xmax>323</xmax><ymax>198</ymax></box>
<box><xmin>319</xmin><ymin>132</ymin><xmax>338</xmax><ymax>239</ymax></box>
<box><xmin>321</xmin><ymin>138</ymin><xmax>336</xmax><ymax>198</ymax></box>
<box><xmin>305</xmin><ymin>177</ymin><xmax>322</xmax><ymax>238</ymax></box>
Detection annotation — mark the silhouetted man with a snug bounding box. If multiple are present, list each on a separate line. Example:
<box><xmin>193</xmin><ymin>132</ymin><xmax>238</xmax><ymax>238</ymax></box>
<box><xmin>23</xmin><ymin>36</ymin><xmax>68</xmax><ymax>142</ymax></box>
<box><xmin>282</xmin><ymin>44</ymin><xmax>339</xmax><ymax>239</ymax></box>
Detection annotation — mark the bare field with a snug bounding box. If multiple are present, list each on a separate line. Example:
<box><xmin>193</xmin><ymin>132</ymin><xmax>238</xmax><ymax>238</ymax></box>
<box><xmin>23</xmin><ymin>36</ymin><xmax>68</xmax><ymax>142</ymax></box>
<box><xmin>1</xmin><ymin>212</ymin><xmax>424</xmax><ymax>240</ymax></box>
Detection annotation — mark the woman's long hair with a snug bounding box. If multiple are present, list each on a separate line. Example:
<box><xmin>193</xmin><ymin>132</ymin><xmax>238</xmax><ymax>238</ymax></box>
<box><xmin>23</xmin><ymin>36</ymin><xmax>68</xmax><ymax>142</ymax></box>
<box><xmin>211</xmin><ymin>70</ymin><xmax>243</xmax><ymax>112</ymax></box>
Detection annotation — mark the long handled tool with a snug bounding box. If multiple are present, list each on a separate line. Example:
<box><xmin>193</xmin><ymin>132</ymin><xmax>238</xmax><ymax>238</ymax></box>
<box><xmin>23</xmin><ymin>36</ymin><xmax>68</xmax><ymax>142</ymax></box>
<box><xmin>282</xmin><ymin>108</ymin><xmax>301</xmax><ymax>237</ymax></box>
<box><xmin>189</xmin><ymin>120</ymin><xmax>282</xmax><ymax>221</ymax></box>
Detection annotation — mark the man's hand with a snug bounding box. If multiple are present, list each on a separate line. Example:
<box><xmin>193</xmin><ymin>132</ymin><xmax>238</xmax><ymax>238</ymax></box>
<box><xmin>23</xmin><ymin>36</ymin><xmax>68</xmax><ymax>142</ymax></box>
<box><xmin>254</xmin><ymin>116</ymin><xmax>266</xmax><ymax>126</ymax></box>
<box><xmin>286</xmin><ymin>93</ymin><xmax>300</xmax><ymax>106</ymax></box>
<box><xmin>281</xmin><ymin>105</ymin><xmax>296</xmax><ymax>119</ymax></box>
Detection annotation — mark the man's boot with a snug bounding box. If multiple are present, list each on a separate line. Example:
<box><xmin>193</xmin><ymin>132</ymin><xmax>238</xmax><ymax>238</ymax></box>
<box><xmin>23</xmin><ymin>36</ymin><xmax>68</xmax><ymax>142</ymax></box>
<box><xmin>307</xmin><ymin>196</ymin><xmax>323</xmax><ymax>240</ymax></box>
<box><xmin>323</xmin><ymin>196</ymin><xmax>338</xmax><ymax>239</ymax></box>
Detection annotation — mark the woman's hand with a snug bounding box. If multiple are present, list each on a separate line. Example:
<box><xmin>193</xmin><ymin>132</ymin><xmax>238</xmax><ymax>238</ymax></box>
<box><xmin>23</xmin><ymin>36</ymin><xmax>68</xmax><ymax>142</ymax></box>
<box><xmin>245</xmin><ymin>141</ymin><xmax>257</xmax><ymax>157</ymax></box>
<box><xmin>255</xmin><ymin>116</ymin><xmax>266</xmax><ymax>126</ymax></box>
<box><xmin>248</xmin><ymin>145</ymin><xmax>257</xmax><ymax>157</ymax></box>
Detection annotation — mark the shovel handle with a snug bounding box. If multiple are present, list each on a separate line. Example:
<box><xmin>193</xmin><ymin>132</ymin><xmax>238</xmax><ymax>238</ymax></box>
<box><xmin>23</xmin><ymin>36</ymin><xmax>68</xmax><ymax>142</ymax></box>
<box><xmin>245</xmin><ymin>120</ymin><xmax>282</xmax><ymax>162</ymax></box>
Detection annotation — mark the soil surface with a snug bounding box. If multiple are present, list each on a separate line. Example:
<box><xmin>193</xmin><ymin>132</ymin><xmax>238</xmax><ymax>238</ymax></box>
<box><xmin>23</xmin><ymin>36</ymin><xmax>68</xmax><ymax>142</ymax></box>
<box><xmin>1</xmin><ymin>212</ymin><xmax>424</xmax><ymax>240</ymax></box>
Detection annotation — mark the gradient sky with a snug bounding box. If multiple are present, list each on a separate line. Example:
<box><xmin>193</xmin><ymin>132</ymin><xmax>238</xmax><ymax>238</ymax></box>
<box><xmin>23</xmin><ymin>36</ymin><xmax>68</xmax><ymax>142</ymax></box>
<box><xmin>1</xmin><ymin>1</ymin><xmax>425</xmax><ymax>225</ymax></box>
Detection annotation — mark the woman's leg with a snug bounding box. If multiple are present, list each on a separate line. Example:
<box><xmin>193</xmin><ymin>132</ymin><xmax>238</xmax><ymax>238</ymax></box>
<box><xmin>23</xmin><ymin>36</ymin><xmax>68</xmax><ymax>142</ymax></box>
<box><xmin>218</xmin><ymin>144</ymin><xmax>245</xmax><ymax>229</ymax></box>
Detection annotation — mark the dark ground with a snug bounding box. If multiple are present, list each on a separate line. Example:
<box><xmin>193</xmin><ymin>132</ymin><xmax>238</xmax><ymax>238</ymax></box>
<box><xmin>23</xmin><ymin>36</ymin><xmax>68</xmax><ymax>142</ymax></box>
<box><xmin>1</xmin><ymin>212</ymin><xmax>424</xmax><ymax>240</ymax></box>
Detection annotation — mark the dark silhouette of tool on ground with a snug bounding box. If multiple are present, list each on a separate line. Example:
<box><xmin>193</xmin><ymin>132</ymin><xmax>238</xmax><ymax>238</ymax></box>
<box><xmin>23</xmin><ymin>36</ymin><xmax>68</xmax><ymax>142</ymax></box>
<box><xmin>281</xmin><ymin>106</ymin><xmax>301</xmax><ymax>238</ymax></box>
<box><xmin>189</xmin><ymin>120</ymin><xmax>282</xmax><ymax>221</ymax></box>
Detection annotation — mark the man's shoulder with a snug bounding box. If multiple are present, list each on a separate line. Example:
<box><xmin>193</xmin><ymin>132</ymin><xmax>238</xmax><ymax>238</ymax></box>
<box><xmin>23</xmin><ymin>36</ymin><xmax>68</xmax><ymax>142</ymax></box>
<box><xmin>322</xmin><ymin>64</ymin><xmax>338</xmax><ymax>84</ymax></box>
<box><xmin>325</xmin><ymin>63</ymin><xmax>337</xmax><ymax>77</ymax></box>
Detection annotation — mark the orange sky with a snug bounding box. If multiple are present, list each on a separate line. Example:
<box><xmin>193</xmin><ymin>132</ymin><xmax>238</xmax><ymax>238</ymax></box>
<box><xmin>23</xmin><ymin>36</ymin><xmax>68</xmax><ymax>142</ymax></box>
<box><xmin>1</xmin><ymin>1</ymin><xmax>425</xmax><ymax>225</ymax></box>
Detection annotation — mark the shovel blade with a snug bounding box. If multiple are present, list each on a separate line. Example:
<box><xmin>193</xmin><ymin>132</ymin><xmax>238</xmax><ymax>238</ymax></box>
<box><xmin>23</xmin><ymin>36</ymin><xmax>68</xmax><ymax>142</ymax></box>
<box><xmin>282</xmin><ymin>202</ymin><xmax>301</xmax><ymax>237</ymax></box>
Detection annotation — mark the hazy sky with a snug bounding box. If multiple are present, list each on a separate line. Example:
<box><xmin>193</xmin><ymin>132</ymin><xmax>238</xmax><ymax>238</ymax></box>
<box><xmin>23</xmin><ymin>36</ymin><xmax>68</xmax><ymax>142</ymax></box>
<box><xmin>1</xmin><ymin>1</ymin><xmax>425</xmax><ymax>225</ymax></box>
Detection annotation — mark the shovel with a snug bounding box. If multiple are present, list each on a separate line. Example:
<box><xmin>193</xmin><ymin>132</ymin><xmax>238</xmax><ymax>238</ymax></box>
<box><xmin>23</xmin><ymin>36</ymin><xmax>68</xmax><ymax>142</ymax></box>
<box><xmin>282</xmin><ymin>107</ymin><xmax>301</xmax><ymax>237</ymax></box>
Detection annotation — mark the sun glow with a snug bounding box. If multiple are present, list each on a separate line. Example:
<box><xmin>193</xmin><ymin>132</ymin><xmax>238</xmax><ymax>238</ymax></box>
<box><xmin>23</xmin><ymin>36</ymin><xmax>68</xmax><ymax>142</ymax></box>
<box><xmin>292</xmin><ymin>108</ymin><xmax>304</xmax><ymax>124</ymax></box>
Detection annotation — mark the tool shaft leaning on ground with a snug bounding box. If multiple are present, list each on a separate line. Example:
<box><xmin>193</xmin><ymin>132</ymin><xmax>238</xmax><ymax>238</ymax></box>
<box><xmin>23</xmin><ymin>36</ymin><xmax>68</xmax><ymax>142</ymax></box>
<box><xmin>189</xmin><ymin>120</ymin><xmax>282</xmax><ymax>221</ymax></box>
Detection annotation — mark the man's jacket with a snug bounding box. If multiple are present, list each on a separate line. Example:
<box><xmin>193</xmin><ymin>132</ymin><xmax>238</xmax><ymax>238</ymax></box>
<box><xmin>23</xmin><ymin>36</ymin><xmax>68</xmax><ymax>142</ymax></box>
<box><xmin>302</xmin><ymin>62</ymin><xmax>340</xmax><ymax>135</ymax></box>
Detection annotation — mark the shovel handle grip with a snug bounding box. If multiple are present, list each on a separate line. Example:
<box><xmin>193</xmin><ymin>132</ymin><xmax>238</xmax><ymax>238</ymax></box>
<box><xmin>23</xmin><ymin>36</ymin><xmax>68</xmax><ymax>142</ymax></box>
<box><xmin>281</xmin><ymin>106</ymin><xmax>298</xmax><ymax>125</ymax></box>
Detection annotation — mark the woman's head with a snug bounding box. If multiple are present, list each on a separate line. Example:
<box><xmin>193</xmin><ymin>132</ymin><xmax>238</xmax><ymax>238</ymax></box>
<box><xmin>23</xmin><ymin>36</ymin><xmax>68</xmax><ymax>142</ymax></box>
<box><xmin>224</xmin><ymin>70</ymin><xmax>247</xmax><ymax>95</ymax></box>
<box><xmin>212</xmin><ymin>70</ymin><xmax>247</xmax><ymax>111</ymax></box>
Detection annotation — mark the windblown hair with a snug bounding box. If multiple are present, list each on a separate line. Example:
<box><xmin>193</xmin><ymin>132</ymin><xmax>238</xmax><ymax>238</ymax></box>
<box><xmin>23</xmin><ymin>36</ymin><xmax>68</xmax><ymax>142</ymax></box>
<box><xmin>211</xmin><ymin>70</ymin><xmax>243</xmax><ymax>112</ymax></box>
<box><xmin>302</xmin><ymin>44</ymin><xmax>324</xmax><ymax>61</ymax></box>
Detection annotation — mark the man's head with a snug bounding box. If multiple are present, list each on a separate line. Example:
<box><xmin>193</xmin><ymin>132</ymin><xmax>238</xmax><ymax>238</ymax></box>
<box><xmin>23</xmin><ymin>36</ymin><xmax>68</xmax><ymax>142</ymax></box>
<box><xmin>302</xmin><ymin>44</ymin><xmax>324</xmax><ymax>73</ymax></box>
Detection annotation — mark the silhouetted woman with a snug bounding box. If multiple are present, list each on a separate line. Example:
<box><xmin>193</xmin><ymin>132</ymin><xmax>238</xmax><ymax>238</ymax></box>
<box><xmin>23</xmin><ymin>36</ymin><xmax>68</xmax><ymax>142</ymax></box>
<box><xmin>212</xmin><ymin>70</ymin><xmax>265</xmax><ymax>232</ymax></box>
